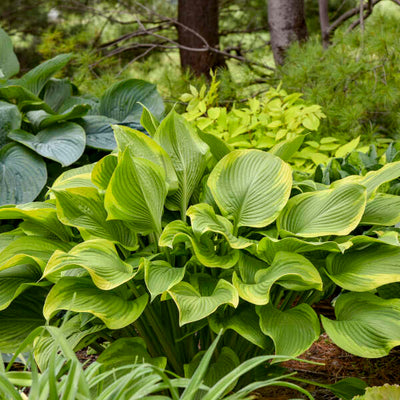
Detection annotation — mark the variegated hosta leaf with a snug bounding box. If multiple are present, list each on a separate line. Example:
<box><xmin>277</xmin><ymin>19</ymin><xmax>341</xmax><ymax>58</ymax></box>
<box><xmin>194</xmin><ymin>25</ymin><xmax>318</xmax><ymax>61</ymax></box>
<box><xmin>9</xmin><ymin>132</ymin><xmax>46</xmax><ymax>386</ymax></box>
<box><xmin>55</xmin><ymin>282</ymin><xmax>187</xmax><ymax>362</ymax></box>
<box><xmin>168</xmin><ymin>279</ymin><xmax>239</xmax><ymax>325</ymax></box>
<box><xmin>91</xmin><ymin>154</ymin><xmax>117</xmax><ymax>190</ymax></box>
<box><xmin>143</xmin><ymin>259</ymin><xmax>185</xmax><ymax>301</ymax></box>
<box><xmin>360</xmin><ymin>193</ymin><xmax>400</xmax><ymax>226</ymax></box>
<box><xmin>43</xmin><ymin>239</ymin><xmax>137</xmax><ymax>290</ymax></box>
<box><xmin>0</xmin><ymin>228</ymin><xmax>25</xmax><ymax>252</ymax></box>
<box><xmin>105</xmin><ymin>148</ymin><xmax>167</xmax><ymax>234</ymax></box>
<box><xmin>257</xmin><ymin>235</ymin><xmax>351</xmax><ymax>264</ymax></box>
<box><xmin>159</xmin><ymin>220</ymin><xmax>239</xmax><ymax>269</ymax></box>
<box><xmin>353</xmin><ymin>385</ymin><xmax>400</xmax><ymax>400</ymax></box>
<box><xmin>257</xmin><ymin>303</ymin><xmax>320</xmax><ymax>357</ymax></box>
<box><xmin>113</xmin><ymin>125</ymin><xmax>178</xmax><ymax>193</ymax></box>
<box><xmin>209</xmin><ymin>304</ymin><xmax>271</xmax><ymax>349</ymax></box>
<box><xmin>53</xmin><ymin>187</ymin><xmax>138</xmax><ymax>250</ymax></box>
<box><xmin>43</xmin><ymin>277</ymin><xmax>148</xmax><ymax>329</ymax></box>
<box><xmin>326</xmin><ymin>244</ymin><xmax>400</xmax><ymax>291</ymax></box>
<box><xmin>186</xmin><ymin>203</ymin><xmax>254</xmax><ymax>249</ymax></box>
<box><xmin>277</xmin><ymin>184</ymin><xmax>367</xmax><ymax>238</ymax></box>
<box><xmin>322</xmin><ymin>293</ymin><xmax>400</xmax><ymax>357</ymax></box>
<box><xmin>233</xmin><ymin>251</ymin><xmax>322</xmax><ymax>305</ymax></box>
<box><xmin>208</xmin><ymin>149</ymin><xmax>292</xmax><ymax>230</ymax></box>
<box><xmin>350</xmin><ymin>233</ymin><xmax>400</xmax><ymax>247</ymax></box>
<box><xmin>154</xmin><ymin>111</ymin><xmax>209</xmax><ymax>216</ymax></box>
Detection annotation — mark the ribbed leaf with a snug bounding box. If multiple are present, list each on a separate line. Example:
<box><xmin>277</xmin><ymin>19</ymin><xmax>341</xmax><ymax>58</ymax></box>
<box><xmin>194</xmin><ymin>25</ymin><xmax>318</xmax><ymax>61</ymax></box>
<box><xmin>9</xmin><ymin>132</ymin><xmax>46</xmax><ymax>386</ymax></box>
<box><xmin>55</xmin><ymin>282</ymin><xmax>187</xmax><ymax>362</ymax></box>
<box><xmin>140</xmin><ymin>104</ymin><xmax>160</xmax><ymax>136</ymax></box>
<box><xmin>8</xmin><ymin>123</ymin><xmax>86</xmax><ymax>167</ymax></box>
<box><xmin>0</xmin><ymin>27</ymin><xmax>19</xmax><ymax>79</ymax></box>
<box><xmin>233</xmin><ymin>252</ymin><xmax>322</xmax><ymax>305</ymax></box>
<box><xmin>169</xmin><ymin>279</ymin><xmax>239</xmax><ymax>325</ymax></box>
<box><xmin>91</xmin><ymin>154</ymin><xmax>117</xmax><ymax>190</ymax></box>
<box><xmin>326</xmin><ymin>244</ymin><xmax>400</xmax><ymax>291</ymax></box>
<box><xmin>154</xmin><ymin>111</ymin><xmax>209</xmax><ymax>216</ymax></box>
<box><xmin>277</xmin><ymin>184</ymin><xmax>367</xmax><ymax>237</ymax></box>
<box><xmin>197</xmin><ymin>130</ymin><xmax>232</xmax><ymax>161</ymax></box>
<box><xmin>353</xmin><ymin>384</ymin><xmax>400</xmax><ymax>400</ymax></box>
<box><xmin>43</xmin><ymin>239</ymin><xmax>137</xmax><ymax>289</ymax></box>
<box><xmin>0</xmin><ymin>101</ymin><xmax>21</xmax><ymax>147</ymax></box>
<box><xmin>269</xmin><ymin>135</ymin><xmax>305</xmax><ymax>162</ymax></box>
<box><xmin>0</xmin><ymin>143</ymin><xmax>47</xmax><ymax>205</ymax></box>
<box><xmin>208</xmin><ymin>149</ymin><xmax>292</xmax><ymax>230</ymax></box>
<box><xmin>53</xmin><ymin>187</ymin><xmax>138</xmax><ymax>249</ymax></box>
<box><xmin>105</xmin><ymin>148</ymin><xmax>167</xmax><ymax>234</ymax></box>
<box><xmin>43</xmin><ymin>277</ymin><xmax>148</xmax><ymax>329</ymax></box>
<box><xmin>322</xmin><ymin>293</ymin><xmax>400</xmax><ymax>357</ymax></box>
<box><xmin>42</xmin><ymin>78</ymin><xmax>74</xmax><ymax>112</ymax></box>
<box><xmin>80</xmin><ymin>115</ymin><xmax>118</xmax><ymax>150</ymax></box>
<box><xmin>257</xmin><ymin>303</ymin><xmax>320</xmax><ymax>357</ymax></box>
<box><xmin>360</xmin><ymin>193</ymin><xmax>400</xmax><ymax>226</ymax></box>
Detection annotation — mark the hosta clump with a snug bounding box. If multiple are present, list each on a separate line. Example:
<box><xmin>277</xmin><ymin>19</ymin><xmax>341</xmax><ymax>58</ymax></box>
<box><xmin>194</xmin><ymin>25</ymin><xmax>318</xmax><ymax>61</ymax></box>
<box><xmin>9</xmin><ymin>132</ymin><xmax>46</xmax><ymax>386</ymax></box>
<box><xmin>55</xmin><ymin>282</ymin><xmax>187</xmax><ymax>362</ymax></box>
<box><xmin>1</xmin><ymin>110</ymin><xmax>400</xmax><ymax>379</ymax></box>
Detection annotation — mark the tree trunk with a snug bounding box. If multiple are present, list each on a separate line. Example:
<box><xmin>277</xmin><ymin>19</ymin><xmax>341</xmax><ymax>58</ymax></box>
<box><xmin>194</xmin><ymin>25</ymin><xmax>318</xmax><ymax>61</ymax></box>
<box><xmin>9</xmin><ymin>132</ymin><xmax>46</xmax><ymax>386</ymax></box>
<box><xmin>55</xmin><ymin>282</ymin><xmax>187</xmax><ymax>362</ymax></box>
<box><xmin>177</xmin><ymin>0</ymin><xmax>225</xmax><ymax>77</ymax></box>
<box><xmin>268</xmin><ymin>0</ymin><xmax>308</xmax><ymax>66</ymax></box>
<box><xmin>318</xmin><ymin>0</ymin><xmax>331</xmax><ymax>48</ymax></box>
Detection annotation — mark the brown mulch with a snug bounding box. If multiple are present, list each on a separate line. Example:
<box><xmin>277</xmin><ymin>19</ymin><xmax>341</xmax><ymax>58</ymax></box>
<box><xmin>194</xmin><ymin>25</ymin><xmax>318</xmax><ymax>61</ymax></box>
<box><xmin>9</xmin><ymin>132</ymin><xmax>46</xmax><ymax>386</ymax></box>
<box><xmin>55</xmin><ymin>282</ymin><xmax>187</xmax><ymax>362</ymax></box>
<box><xmin>76</xmin><ymin>349</ymin><xmax>98</xmax><ymax>369</ymax></box>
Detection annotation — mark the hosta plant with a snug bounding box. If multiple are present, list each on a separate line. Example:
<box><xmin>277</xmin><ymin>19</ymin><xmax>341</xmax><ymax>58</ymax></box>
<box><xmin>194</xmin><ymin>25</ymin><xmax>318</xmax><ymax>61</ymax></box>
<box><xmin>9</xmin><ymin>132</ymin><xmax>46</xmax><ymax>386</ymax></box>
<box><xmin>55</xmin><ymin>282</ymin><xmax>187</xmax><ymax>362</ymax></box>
<box><xmin>1</xmin><ymin>110</ymin><xmax>400</xmax><ymax>379</ymax></box>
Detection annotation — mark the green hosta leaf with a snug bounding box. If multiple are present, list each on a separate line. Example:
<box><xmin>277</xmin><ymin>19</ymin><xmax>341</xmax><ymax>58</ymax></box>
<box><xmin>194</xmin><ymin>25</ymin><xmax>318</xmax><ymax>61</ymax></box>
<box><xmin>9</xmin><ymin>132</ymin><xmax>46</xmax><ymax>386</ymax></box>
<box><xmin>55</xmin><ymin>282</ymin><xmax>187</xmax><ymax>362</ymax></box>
<box><xmin>353</xmin><ymin>384</ymin><xmax>400</xmax><ymax>400</ymax></box>
<box><xmin>154</xmin><ymin>111</ymin><xmax>209</xmax><ymax>216</ymax></box>
<box><xmin>257</xmin><ymin>303</ymin><xmax>320</xmax><ymax>357</ymax></box>
<box><xmin>105</xmin><ymin>148</ymin><xmax>167</xmax><ymax>234</ymax></box>
<box><xmin>197</xmin><ymin>130</ymin><xmax>232</xmax><ymax>161</ymax></box>
<box><xmin>0</xmin><ymin>26</ymin><xmax>19</xmax><ymax>79</ymax></box>
<box><xmin>0</xmin><ymin>143</ymin><xmax>47</xmax><ymax>205</ymax></box>
<box><xmin>97</xmin><ymin>337</ymin><xmax>166</xmax><ymax>368</ymax></box>
<box><xmin>360</xmin><ymin>193</ymin><xmax>400</xmax><ymax>226</ymax></box>
<box><xmin>277</xmin><ymin>184</ymin><xmax>367</xmax><ymax>238</ymax></box>
<box><xmin>80</xmin><ymin>115</ymin><xmax>119</xmax><ymax>150</ymax></box>
<box><xmin>208</xmin><ymin>149</ymin><xmax>292</xmax><ymax>230</ymax></box>
<box><xmin>43</xmin><ymin>239</ymin><xmax>137</xmax><ymax>290</ymax></box>
<box><xmin>43</xmin><ymin>277</ymin><xmax>148</xmax><ymax>329</ymax></box>
<box><xmin>233</xmin><ymin>251</ymin><xmax>322</xmax><ymax>305</ymax></box>
<box><xmin>143</xmin><ymin>259</ymin><xmax>185</xmax><ymax>301</ymax></box>
<box><xmin>0</xmin><ymin>229</ymin><xmax>25</xmax><ymax>253</ymax></box>
<box><xmin>91</xmin><ymin>154</ymin><xmax>117</xmax><ymax>190</ymax></box>
<box><xmin>99</xmin><ymin>79</ymin><xmax>164</xmax><ymax>123</ymax></box>
<box><xmin>187</xmin><ymin>203</ymin><xmax>254</xmax><ymax>249</ymax></box>
<box><xmin>113</xmin><ymin>125</ymin><xmax>178</xmax><ymax>193</ymax></box>
<box><xmin>322</xmin><ymin>293</ymin><xmax>400</xmax><ymax>358</ymax></box>
<box><xmin>17</xmin><ymin>53</ymin><xmax>73</xmax><ymax>95</ymax></box>
<box><xmin>42</xmin><ymin>78</ymin><xmax>74</xmax><ymax>112</ymax></box>
<box><xmin>269</xmin><ymin>135</ymin><xmax>305</xmax><ymax>162</ymax></box>
<box><xmin>140</xmin><ymin>105</ymin><xmax>160</xmax><ymax>136</ymax></box>
<box><xmin>9</xmin><ymin>122</ymin><xmax>86</xmax><ymax>167</ymax></box>
<box><xmin>53</xmin><ymin>187</ymin><xmax>137</xmax><ymax>249</ymax></box>
<box><xmin>257</xmin><ymin>236</ymin><xmax>351</xmax><ymax>264</ymax></box>
<box><xmin>326</xmin><ymin>244</ymin><xmax>400</xmax><ymax>291</ymax></box>
<box><xmin>0</xmin><ymin>101</ymin><xmax>21</xmax><ymax>147</ymax></box>
<box><xmin>169</xmin><ymin>279</ymin><xmax>239</xmax><ymax>325</ymax></box>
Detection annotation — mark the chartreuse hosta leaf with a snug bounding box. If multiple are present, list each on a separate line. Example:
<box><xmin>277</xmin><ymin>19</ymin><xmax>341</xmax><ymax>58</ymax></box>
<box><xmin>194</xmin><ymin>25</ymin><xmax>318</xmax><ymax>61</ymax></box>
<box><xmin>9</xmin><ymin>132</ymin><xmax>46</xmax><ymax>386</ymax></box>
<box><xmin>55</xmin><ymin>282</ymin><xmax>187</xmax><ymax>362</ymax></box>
<box><xmin>208</xmin><ymin>149</ymin><xmax>292</xmax><ymax>230</ymax></box>
<box><xmin>143</xmin><ymin>259</ymin><xmax>185</xmax><ymax>301</ymax></box>
<box><xmin>353</xmin><ymin>384</ymin><xmax>400</xmax><ymax>400</ymax></box>
<box><xmin>257</xmin><ymin>303</ymin><xmax>320</xmax><ymax>358</ymax></box>
<box><xmin>322</xmin><ymin>293</ymin><xmax>400</xmax><ymax>357</ymax></box>
<box><xmin>154</xmin><ymin>111</ymin><xmax>209</xmax><ymax>216</ymax></box>
<box><xmin>140</xmin><ymin>104</ymin><xmax>160</xmax><ymax>135</ymax></box>
<box><xmin>53</xmin><ymin>187</ymin><xmax>138</xmax><ymax>250</ymax></box>
<box><xmin>91</xmin><ymin>154</ymin><xmax>118</xmax><ymax>190</ymax></box>
<box><xmin>105</xmin><ymin>147</ymin><xmax>167</xmax><ymax>234</ymax></box>
<box><xmin>233</xmin><ymin>252</ymin><xmax>322</xmax><ymax>305</ymax></box>
<box><xmin>44</xmin><ymin>277</ymin><xmax>148</xmax><ymax>329</ymax></box>
<box><xmin>159</xmin><ymin>220</ymin><xmax>239</xmax><ymax>268</ymax></box>
<box><xmin>277</xmin><ymin>184</ymin><xmax>367</xmax><ymax>238</ymax></box>
<box><xmin>360</xmin><ymin>193</ymin><xmax>400</xmax><ymax>226</ymax></box>
<box><xmin>43</xmin><ymin>239</ymin><xmax>137</xmax><ymax>290</ymax></box>
<box><xmin>326</xmin><ymin>244</ymin><xmax>400</xmax><ymax>291</ymax></box>
<box><xmin>113</xmin><ymin>124</ymin><xmax>178</xmax><ymax>193</ymax></box>
<box><xmin>169</xmin><ymin>277</ymin><xmax>239</xmax><ymax>325</ymax></box>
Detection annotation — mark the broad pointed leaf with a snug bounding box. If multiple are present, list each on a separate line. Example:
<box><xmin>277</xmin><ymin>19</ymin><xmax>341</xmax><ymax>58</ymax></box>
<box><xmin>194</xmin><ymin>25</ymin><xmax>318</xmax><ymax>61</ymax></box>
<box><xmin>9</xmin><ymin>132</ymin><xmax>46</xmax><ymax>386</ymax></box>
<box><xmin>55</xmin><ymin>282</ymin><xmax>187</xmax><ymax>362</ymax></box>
<box><xmin>0</xmin><ymin>27</ymin><xmax>19</xmax><ymax>79</ymax></box>
<box><xmin>140</xmin><ymin>105</ymin><xmax>160</xmax><ymax>136</ymax></box>
<box><xmin>80</xmin><ymin>115</ymin><xmax>118</xmax><ymax>150</ymax></box>
<box><xmin>360</xmin><ymin>193</ymin><xmax>400</xmax><ymax>226</ymax></box>
<box><xmin>0</xmin><ymin>101</ymin><xmax>21</xmax><ymax>147</ymax></box>
<box><xmin>42</xmin><ymin>78</ymin><xmax>74</xmax><ymax>112</ymax></box>
<box><xmin>91</xmin><ymin>154</ymin><xmax>117</xmax><ymax>190</ymax></box>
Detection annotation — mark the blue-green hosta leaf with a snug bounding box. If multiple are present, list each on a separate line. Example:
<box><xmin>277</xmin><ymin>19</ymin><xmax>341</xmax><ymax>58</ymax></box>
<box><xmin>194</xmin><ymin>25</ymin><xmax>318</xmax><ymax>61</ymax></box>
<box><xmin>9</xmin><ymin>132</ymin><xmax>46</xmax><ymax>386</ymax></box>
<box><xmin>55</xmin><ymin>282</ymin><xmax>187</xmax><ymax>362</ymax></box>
<box><xmin>99</xmin><ymin>78</ymin><xmax>164</xmax><ymax>123</ymax></box>
<box><xmin>91</xmin><ymin>154</ymin><xmax>118</xmax><ymax>190</ymax></box>
<box><xmin>17</xmin><ymin>53</ymin><xmax>73</xmax><ymax>95</ymax></box>
<box><xmin>43</xmin><ymin>239</ymin><xmax>137</xmax><ymax>290</ymax></box>
<box><xmin>326</xmin><ymin>244</ymin><xmax>400</xmax><ymax>291</ymax></box>
<box><xmin>0</xmin><ymin>85</ymin><xmax>48</xmax><ymax>110</ymax></box>
<box><xmin>257</xmin><ymin>236</ymin><xmax>352</xmax><ymax>264</ymax></box>
<box><xmin>43</xmin><ymin>277</ymin><xmax>148</xmax><ymax>329</ymax></box>
<box><xmin>80</xmin><ymin>115</ymin><xmax>118</xmax><ymax>150</ymax></box>
<box><xmin>42</xmin><ymin>78</ymin><xmax>74</xmax><ymax>112</ymax></box>
<box><xmin>0</xmin><ymin>202</ymin><xmax>72</xmax><ymax>241</ymax></box>
<box><xmin>0</xmin><ymin>27</ymin><xmax>19</xmax><ymax>79</ymax></box>
<box><xmin>277</xmin><ymin>184</ymin><xmax>367</xmax><ymax>238</ymax></box>
<box><xmin>0</xmin><ymin>101</ymin><xmax>21</xmax><ymax>147</ymax></box>
<box><xmin>257</xmin><ymin>303</ymin><xmax>320</xmax><ymax>357</ymax></box>
<box><xmin>360</xmin><ymin>193</ymin><xmax>400</xmax><ymax>226</ymax></box>
<box><xmin>169</xmin><ymin>279</ymin><xmax>239</xmax><ymax>325</ymax></box>
<box><xmin>208</xmin><ymin>149</ymin><xmax>292</xmax><ymax>230</ymax></box>
<box><xmin>0</xmin><ymin>143</ymin><xmax>47</xmax><ymax>205</ymax></box>
<box><xmin>113</xmin><ymin>125</ymin><xmax>178</xmax><ymax>193</ymax></box>
<box><xmin>140</xmin><ymin>104</ymin><xmax>160</xmax><ymax>136</ymax></box>
<box><xmin>143</xmin><ymin>259</ymin><xmax>185</xmax><ymax>301</ymax></box>
<box><xmin>233</xmin><ymin>252</ymin><xmax>322</xmax><ymax>305</ymax></box>
<box><xmin>9</xmin><ymin>122</ymin><xmax>86</xmax><ymax>167</ymax></box>
<box><xmin>322</xmin><ymin>292</ymin><xmax>400</xmax><ymax>357</ymax></box>
<box><xmin>154</xmin><ymin>111</ymin><xmax>209</xmax><ymax>216</ymax></box>
<box><xmin>105</xmin><ymin>148</ymin><xmax>167</xmax><ymax>234</ymax></box>
<box><xmin>187</xmin><ymin>203</ymin><xmax>254</xmax><ymax>249</ymax></box>
<box><xmin>53</xmin><ymin>187</ymin><xmax>138</xmax><ymax>249</ymax></box>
